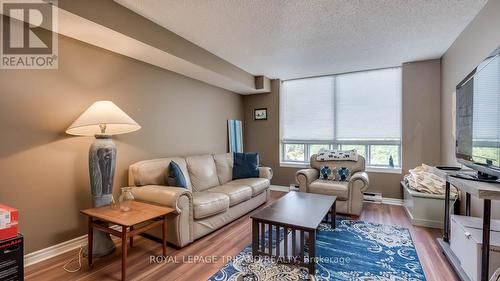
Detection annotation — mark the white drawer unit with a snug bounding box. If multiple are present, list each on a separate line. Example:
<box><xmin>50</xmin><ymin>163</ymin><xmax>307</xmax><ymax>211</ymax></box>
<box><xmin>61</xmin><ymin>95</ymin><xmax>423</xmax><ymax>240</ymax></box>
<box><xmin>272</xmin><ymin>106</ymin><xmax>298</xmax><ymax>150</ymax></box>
<box><xmin>450</xmin><ymin>215</ymin><xmax>500</xmax><ymax>281</ymax></box>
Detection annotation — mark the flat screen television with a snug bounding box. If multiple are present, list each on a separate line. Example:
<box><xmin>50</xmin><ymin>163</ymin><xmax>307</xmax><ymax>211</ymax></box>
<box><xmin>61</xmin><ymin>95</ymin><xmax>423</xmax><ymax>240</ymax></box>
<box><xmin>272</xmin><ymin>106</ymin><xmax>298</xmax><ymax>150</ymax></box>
<box><xmin>456</xmin><ymin>46</ymin><xmax>500</xmax><ymax>180</ymax></box>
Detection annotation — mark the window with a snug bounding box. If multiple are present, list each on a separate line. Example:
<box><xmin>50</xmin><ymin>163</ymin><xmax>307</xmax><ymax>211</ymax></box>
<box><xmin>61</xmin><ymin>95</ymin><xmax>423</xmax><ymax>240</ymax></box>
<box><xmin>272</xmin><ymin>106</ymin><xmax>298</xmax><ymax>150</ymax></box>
<box><xmin>340</xmin><ymin>144</ymin><xmax>366</xmax><ymax>158</ymax></box>
<box><xmin>283</xmin><ymin>144</ymin><xmax>305</xmax><ymax>162</ymax></box>
<box><xmin>280</xmin><ymin>67</ymin><xmax>402</xmax><ymax>170</ymax></box>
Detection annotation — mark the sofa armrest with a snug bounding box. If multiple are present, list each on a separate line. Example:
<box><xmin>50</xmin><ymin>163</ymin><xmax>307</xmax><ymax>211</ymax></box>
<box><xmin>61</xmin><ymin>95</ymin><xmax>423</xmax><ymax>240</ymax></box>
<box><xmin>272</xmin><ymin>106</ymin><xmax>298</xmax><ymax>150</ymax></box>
<box><xmin>296</xmin><ymin>169</ymin><xmax>319</xmax><ymax>192</ymax></box>
<box><xmin>130</xmin><ymin>185</ymin><xmax>194</xmax><ymax>247</ymax></box>
<box><xmin>349</xmin><ymin>172</ymin><xmax>369</xmax><ymax>192</ymax></box>
<box><xmin>130</xmin><ymin>185</ymin><xmax>192</xmax><ymax>213</ymax></box>
<box><xmin>259</xmin><ymin>167</ymin><xmax>273</xmax><ymax>180</ymax></box>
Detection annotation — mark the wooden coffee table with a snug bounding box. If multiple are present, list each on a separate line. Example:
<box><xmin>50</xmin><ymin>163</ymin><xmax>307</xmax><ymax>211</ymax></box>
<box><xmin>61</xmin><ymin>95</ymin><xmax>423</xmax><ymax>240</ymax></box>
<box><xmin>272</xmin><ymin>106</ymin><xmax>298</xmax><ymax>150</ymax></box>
<box><xmin>81</xmin><ymin>201</ymin><xmax>174</xmax><ymax>281</ymax></box>
<box><xmin>251</xmin><ymin>192</ymin><xmax>336</xmax><ymax>273</ymax></box>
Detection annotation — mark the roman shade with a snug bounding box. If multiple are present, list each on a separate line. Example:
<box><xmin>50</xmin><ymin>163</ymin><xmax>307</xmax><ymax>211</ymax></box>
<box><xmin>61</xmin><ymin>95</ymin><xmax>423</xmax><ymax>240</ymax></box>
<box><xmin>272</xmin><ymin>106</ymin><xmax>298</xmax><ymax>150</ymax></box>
<box><xmin>336</xmin><ymin>68</ymin><xmax>401</xmax><ymax>140</ymax></box>
<box><xmin>281</xmin><ymin>76</ymin><xmax>334</xmax><ymax>141</ymax></box>
<box><xmin>281</xmin><ymin>67</ymin><xmax>401</xmax><ymax>143</ymax></box>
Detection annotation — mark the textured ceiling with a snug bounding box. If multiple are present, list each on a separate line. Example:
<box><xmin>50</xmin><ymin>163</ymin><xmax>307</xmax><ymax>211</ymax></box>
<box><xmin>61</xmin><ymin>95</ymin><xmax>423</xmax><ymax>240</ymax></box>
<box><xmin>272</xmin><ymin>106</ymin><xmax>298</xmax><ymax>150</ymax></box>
<box><xmin>115</xmin><ymin>0</ymin><xmax>487</xmax><ymax>80</ymax></box>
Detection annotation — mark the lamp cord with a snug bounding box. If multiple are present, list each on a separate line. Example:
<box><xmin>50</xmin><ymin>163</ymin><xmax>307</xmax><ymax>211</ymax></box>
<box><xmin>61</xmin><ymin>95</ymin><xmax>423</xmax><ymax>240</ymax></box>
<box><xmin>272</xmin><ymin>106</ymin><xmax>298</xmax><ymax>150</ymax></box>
<box><xmin>63</xmin><ymin>197</ymin><xmax>115</xmax><ymax>273</ymax></box>
<box><xmin>63</xmin><ymin>246</ymin><xmax>83</xmax><ymax>273</ymax></box>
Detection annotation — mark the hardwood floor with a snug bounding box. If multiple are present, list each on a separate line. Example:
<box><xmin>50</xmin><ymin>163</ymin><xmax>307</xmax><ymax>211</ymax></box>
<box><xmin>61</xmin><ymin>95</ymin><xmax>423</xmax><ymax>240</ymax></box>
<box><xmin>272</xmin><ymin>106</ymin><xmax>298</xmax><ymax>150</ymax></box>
<box><xmin>25</xmin><ymin>191</ymin><xmax>459</xmax><ymax>281</ymax></box>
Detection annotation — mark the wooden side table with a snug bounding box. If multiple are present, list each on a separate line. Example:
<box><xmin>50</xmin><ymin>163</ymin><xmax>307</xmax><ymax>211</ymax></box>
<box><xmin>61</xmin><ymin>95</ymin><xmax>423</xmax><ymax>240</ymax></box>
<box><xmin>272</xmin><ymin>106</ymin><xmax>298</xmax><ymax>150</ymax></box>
<box><xmin>81</xmin><ymin>201</ymin><xmax>174</xmax><ymax>281</ymax></box>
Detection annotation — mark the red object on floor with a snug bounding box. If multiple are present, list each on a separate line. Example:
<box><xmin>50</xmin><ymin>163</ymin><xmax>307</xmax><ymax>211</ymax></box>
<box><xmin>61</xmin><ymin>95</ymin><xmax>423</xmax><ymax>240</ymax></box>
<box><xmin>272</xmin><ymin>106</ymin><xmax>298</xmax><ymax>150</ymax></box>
<box><xmin>0</xmin><ymin>204</ymin><xmax>19</xmax><ymax>241</ymax></box>
<box><xmin>0</xmin><ymin>222</ymin><xmax>18</xmax><ymax>241</ymax></box>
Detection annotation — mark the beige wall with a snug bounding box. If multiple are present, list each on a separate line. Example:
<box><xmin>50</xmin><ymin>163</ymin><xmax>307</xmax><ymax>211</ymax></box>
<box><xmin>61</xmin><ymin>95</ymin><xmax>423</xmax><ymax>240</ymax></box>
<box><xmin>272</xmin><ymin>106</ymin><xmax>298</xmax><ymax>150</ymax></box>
<box><xmin>244</xmin><ymin>60</ymin><xmax>441</xmax><ymax>199</ymax></box>
<box><xmin>0</xmin><ymin>31</ymin><xmax>243</xmax><ymax>253</ymax></box>
<box><xmin>402</xmin><ymin>59</ymin><xmax>442</xmax><ymax>172</ymax></box>
<box><xmin>441</xmin><ymin>0</ymin><xmax>500</xmax><ymax>218</ymax></box>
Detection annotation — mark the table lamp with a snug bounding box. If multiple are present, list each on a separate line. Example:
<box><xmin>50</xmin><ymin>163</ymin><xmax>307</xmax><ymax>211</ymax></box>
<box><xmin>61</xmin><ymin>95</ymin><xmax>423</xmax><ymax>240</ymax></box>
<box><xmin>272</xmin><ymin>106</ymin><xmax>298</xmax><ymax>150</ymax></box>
<box><xmin>66</xmin><ymin>101</ymin><xmax>141</xmax><ymax>257</ymax></box>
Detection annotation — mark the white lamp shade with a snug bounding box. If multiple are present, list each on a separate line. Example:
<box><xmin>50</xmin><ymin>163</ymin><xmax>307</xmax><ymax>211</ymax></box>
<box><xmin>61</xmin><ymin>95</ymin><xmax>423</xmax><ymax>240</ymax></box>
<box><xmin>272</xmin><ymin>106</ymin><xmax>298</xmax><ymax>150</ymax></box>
<box><xmin>66</xmin><ymin>101</ymin><xmax>141</xmax><ymax>136</ymax></box>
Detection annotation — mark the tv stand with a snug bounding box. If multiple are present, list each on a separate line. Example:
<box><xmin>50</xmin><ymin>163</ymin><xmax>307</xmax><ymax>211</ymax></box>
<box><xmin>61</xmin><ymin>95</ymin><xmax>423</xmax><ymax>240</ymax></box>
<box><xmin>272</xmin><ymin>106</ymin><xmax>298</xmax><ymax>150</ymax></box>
<box><xmin>431</xmin><ymin>167</ymin><xmax>500</xmax><ymax>281</ymax></box>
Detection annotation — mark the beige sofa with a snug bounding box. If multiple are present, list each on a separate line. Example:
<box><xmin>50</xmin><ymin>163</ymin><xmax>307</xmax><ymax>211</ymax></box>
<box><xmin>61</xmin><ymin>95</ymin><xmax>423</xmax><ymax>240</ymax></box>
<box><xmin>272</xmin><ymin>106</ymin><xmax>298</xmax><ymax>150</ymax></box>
<box><xmin>127</xmin><ymin>153</ymin><xmax>272</xmax><ymax>247</ymax></box>
<box><xmin>296</xmin><ymin>154</ymin><xmax>369</xmax><ymax>216</ymax></box>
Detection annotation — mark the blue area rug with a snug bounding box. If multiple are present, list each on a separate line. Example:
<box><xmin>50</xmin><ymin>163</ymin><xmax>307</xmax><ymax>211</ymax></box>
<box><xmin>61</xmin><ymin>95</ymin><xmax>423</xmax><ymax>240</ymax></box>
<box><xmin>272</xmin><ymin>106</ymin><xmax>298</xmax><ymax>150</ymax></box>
<box><xmin>208</xmin><ymin>220</ymin><xmax>426</xmax><ymax>281</ymax></box>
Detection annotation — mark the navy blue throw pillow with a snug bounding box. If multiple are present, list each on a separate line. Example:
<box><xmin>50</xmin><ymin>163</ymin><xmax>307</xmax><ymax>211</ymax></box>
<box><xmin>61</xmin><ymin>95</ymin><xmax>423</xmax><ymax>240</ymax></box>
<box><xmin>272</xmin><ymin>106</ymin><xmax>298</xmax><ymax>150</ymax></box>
<box><xmin>168</xmin><ymin>161</ymin><xmax>187</xmax><ymax>188</ymax></box>
<box><xmin>232</xmin><ymin>152</ymin><xmax>259</xmax><ymax>180</ymax></box>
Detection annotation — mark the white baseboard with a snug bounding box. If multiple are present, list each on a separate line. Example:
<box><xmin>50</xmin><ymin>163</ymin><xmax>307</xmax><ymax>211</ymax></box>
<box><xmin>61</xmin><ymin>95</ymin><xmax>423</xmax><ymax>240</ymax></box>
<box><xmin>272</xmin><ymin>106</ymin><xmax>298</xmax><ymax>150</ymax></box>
<box><xmin>24</xmin><ymin>225</ymin><xmax>124</xmax><ymax>267</ymax></box>
<box><xmin>269</xmin><ymin>185</ymin><xmax>289</xmax><ymax>192</ymax></box>
<box><xmin>24</xmin><ymin>234</ymin><xmax>87</xmax><ymax>267</ymax></box>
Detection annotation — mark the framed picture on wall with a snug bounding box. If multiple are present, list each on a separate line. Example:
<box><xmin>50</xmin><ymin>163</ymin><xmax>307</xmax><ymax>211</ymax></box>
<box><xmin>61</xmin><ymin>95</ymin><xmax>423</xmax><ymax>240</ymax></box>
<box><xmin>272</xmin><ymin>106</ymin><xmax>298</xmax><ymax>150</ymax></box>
<box><xmin>254</xmin><ymin>108</ymin><xmax>267</xmax><ymax>120</ymax></box>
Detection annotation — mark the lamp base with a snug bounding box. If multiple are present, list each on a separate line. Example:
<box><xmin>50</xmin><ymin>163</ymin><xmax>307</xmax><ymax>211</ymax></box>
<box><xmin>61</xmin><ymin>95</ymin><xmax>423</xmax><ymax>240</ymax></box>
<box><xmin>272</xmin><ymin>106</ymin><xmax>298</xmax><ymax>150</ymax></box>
<box><xmin>83</xmin><ymin>231</ymin><xmax>116</xmax><ymax>258</ymax></box>
<box><xmin>84</xmin><ymin>137</ymin><xmax>117</xmax><ymax>257</ymax></box>
<box><xmin>83</xmin><ymin>194</ymin><xmax>116</xmax><ymax>257</ymax></box>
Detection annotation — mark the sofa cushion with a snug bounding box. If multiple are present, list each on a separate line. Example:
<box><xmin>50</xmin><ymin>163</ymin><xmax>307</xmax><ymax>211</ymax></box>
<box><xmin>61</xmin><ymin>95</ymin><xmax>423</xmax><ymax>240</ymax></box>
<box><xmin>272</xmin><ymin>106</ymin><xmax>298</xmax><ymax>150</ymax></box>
<box><xmin>186</xmin><ymin>155</ymin><xmax>220</xmax><ymax>191</ymax></box>
<box><xmin>228</xmin><ymin>178</ymin><xmax>269</xmax><ymax>197</ymax></box>
<box><xmin>214</xmin><ymin>153</ymin><xmax>233</xmax><ymax>185</ymax></box>
<box><xmin>232</xmin><ymin>152</ymin><xmax>259</xmax><ymax>180</ymax></box>
<box><xmin>192</xmin><ymin>192</ymin><xmax>229</xmax><ymax>219</ymax></box>
<box><xmin>309</xmin><ymin>180</ymin><xmax>348</xmax><ymax>200</ymax></box>
<box><xmin>207</xmin><ymin>184</ymin><xmax>252</xmax><ymax>206</ymax></box>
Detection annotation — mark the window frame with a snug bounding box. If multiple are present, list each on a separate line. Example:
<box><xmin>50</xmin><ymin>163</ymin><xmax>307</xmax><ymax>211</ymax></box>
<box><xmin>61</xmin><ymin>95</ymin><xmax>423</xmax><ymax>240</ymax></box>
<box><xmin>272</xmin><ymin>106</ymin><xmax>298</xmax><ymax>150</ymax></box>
<box><xmin>279</xmin><ymin>67</ymin><xmax>402</xmax><ymax>173</ymax></box>
<box><xmin>281</xmin><ymin>141</ymin><xmax>401</xmax><ymax>171</ymax></box>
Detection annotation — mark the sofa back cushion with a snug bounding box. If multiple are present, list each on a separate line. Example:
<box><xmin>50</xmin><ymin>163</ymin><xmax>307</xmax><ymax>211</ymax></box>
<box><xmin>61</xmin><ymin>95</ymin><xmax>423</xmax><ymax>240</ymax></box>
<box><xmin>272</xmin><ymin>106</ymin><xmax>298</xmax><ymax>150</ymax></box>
<box><xmin>310</xmin><ymin>154</ymin><xmax>365</xmax><ymax>175</ymax></box>
<box><xmin>128</xmin><ymin>157</ymin><xmax>192</xmax><ymax>190</ymax></box>
<box><xmin>213</xmin><ymin>153</ymin><xmax>233</xmax><ymax>185</ymax></box>
<box><xmin>186</xmin><ymin>155</ymin><xmax>220</xmax><ymax>191</ymax></box>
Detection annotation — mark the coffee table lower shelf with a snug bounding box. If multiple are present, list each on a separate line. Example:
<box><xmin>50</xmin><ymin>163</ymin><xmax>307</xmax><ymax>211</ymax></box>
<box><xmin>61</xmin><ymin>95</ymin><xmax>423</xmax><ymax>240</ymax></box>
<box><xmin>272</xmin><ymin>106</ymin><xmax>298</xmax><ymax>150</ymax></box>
<box><xmin>252</xmin><ymin>220</ymin><xmax>316</xmax><ymax>272</ymax></box>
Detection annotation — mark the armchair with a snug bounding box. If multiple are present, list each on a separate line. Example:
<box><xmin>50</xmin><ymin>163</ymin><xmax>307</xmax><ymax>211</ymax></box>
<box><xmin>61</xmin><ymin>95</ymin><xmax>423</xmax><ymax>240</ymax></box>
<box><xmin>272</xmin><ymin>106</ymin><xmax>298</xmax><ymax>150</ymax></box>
<box><xmin>296</xmin><ymin>154</ymin><xmax>369</xmax><ymax>216</ymax></box>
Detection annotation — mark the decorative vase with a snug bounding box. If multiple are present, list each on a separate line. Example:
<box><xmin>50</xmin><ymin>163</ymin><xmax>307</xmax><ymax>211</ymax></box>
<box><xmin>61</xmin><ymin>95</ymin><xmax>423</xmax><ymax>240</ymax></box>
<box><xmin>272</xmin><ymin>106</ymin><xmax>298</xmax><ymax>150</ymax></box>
<box><xmin>118</xmin><ymin>187</ymin><xmax>134</xmax><ymax>212</ymax></box>
<box><xmin>83</xmin><ymin>135</ymin><xmax>116</xmax><ymax>257</ymax></box>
